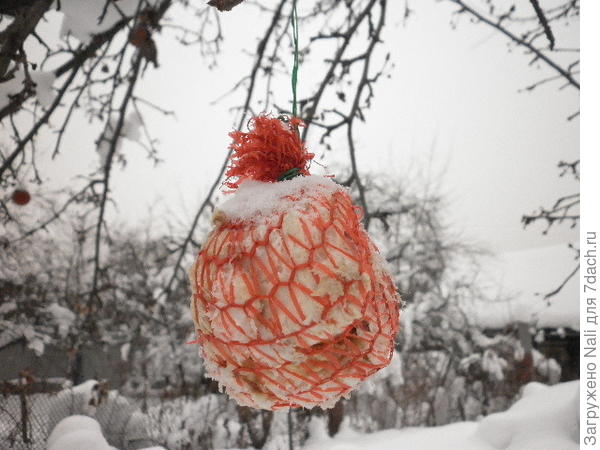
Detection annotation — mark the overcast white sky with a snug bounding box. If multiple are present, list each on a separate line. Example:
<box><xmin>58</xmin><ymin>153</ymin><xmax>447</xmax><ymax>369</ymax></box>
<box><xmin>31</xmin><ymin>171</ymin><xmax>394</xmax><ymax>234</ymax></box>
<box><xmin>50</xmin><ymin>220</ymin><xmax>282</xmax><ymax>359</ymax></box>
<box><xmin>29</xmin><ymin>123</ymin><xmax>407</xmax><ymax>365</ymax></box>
<box><xmin>100</xmin><ymin>0</ymin><xmax>579</xmax><ymax>251</ymax></box>
<box><xmin>15</xmin><ymin>0</ymin><xmax>579</xmax><ymax>307</ymax></box>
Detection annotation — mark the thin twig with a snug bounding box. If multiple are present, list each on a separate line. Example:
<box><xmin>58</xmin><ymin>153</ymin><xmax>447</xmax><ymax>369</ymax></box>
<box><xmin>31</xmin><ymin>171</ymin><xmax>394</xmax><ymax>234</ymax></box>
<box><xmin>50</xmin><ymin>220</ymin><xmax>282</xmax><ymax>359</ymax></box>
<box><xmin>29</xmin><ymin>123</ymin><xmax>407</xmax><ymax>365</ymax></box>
<box><xmin>0</xmin><ymin>67</ymin><xmax>80</xmax><ymax>180</ymax></box>
<box><xmin>449</xmin><ymin>0</ymin><xmax>578</xmax><ymax>90</ymax></box>
<box><xmin>528</xmin><ymin>0</ymin><xmax>556</xmax><ymax>50</ymax></box>
<box><xmin>543</xmin><ymin>263</ymin><xmax>579</xmax><ymax>300</ymax></box>
<box><xmin>160</xmin><ymin>0</ymin><xmax>288</xmax><ymax>302</ymax></box>
<box><xmin>90</xmin><ymin>53</ymin><xmax>143</xmax><ymax>305</ymax></box>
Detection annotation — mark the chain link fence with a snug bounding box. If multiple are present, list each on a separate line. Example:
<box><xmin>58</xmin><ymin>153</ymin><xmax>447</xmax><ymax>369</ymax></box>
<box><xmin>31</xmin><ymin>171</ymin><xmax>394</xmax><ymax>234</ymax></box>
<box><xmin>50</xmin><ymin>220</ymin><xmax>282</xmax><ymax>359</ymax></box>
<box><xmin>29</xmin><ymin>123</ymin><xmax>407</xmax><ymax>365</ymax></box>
<box><xmin>0</xmin><ymin>380</ymin><xmax>163</xmax><ymax>450</ymax></box>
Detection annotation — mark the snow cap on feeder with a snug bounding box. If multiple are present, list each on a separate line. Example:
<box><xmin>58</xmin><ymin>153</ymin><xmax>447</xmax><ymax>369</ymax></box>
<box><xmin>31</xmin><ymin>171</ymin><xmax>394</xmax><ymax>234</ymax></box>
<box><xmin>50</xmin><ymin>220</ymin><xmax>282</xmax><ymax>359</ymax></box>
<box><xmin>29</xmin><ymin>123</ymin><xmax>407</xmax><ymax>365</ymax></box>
<box><xmin>190</xmin><ymin>115</ymin><xmax>401</xmax><ymax>410</ymax></box>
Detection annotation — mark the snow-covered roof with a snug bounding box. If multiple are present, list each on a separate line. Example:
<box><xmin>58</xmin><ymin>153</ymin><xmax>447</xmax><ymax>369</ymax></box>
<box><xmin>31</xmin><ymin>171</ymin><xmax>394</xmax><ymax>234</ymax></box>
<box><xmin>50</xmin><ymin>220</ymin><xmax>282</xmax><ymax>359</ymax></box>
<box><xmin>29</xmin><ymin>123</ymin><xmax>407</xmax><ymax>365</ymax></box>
<box><xmin>471</xmin><ymin>244</ymin><xmax>579</xmax><ymax>331</ymax></box>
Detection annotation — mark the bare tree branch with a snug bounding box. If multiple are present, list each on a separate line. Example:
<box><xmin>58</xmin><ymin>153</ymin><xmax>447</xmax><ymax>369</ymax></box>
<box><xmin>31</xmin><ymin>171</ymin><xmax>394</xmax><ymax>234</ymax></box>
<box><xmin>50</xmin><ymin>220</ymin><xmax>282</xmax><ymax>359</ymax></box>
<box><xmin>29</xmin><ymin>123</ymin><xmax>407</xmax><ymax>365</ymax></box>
<box><xmin>0</xmin><ymin>0</ymin><xmax>53</xmax><ymax>78</ymax></box>
<box><xmin>528</xmin><ymin>0</ymin><xmax>556</xmax><ymax>50</ymax></box>
<box><xmin>0</xmin><ymin>66</ymin><xmax>80</xmax><ymax>180</ymax></box>
<box><xmin>301</xmin><ymin>0</ymin><xmax>380</xmax><ymax>136</ymax></box>
<box><xmin>160</xmin><ymin>0</ymin><xmax>289</xmax><ymax>302</ymax></box>
<box><xmin>90</xmin><ymin>53</ymin><xmax>143</xmax><ymax>305</ymax></box>
<box><xmin>449</xmin><ymin>0</ymin><xmax>579</xmax><ymax>90</ymax></box>
<box><xmin>542</xmin><ymin>261</ymin><xmax>578</xmax><ymax>300</ymax></box>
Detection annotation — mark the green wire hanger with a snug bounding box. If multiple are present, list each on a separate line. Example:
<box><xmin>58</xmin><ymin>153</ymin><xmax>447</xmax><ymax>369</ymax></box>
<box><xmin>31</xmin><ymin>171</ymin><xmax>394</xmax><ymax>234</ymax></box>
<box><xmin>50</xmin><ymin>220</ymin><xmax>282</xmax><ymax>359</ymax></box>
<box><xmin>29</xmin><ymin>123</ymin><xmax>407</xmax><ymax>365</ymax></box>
<box><xmin>291</xmin><ymin>0</ymin><xmax>299</xmax><ymax>117</ymax></box>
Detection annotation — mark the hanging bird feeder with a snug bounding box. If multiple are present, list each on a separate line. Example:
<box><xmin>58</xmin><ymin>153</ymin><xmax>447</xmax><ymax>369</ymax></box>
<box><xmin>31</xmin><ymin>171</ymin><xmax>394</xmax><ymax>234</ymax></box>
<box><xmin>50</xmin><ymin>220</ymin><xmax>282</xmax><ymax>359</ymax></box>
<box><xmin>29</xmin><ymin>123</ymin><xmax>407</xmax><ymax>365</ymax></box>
<box><xmin>189</xmin><ymin>115</ymin><xmax>401</xmax><ymax>410</ymax></box>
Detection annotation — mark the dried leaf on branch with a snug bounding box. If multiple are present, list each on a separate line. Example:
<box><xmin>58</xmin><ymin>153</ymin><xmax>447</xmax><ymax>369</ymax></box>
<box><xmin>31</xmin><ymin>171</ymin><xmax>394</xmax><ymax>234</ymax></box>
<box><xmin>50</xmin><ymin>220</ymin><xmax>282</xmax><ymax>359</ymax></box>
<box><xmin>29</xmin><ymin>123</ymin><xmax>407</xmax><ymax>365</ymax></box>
<box><xmin>207</xmin><ymin>0</ymin><xmax>245</xmax><ymax>12</ymax></box>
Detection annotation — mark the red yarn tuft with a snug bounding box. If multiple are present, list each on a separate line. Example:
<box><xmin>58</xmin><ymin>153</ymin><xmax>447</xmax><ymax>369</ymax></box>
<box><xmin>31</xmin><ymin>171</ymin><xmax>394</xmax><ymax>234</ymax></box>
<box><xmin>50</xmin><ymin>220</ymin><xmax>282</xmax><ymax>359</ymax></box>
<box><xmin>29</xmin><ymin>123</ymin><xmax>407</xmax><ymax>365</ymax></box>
<box><xmin>224</xmin><ymin>115</ymin><xmax>314</xmax><ymax>190</ymax></box>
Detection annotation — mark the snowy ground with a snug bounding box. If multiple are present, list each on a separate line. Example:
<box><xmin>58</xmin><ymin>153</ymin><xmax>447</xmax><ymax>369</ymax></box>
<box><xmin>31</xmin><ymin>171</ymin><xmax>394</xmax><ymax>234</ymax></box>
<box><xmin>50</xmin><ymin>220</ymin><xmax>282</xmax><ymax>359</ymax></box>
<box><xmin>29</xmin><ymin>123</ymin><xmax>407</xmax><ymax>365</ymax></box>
<box><xmin>303</xmin><ymin>381</ymin><xmax>579</xmax><ymax>450</ymax></box>
<box><xmin>35</xmin><ymin>380</ymin><xmax>579</xmax><ymax>450</ymax></box>
<box><xmin>46</xmin><ymin>415</ymin><xmax>165</xmax><ymax>450</ymax></box>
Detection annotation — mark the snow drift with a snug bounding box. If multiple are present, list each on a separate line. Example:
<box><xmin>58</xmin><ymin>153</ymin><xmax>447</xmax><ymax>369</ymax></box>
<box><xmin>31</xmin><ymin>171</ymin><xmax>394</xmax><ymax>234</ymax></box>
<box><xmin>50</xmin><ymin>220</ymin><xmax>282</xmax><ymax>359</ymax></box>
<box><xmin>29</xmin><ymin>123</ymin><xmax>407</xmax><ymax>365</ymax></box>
<box><xmin>304</xmin><ymin>380</ymin><xmax>579</xmax><ymax>450</ymax></box>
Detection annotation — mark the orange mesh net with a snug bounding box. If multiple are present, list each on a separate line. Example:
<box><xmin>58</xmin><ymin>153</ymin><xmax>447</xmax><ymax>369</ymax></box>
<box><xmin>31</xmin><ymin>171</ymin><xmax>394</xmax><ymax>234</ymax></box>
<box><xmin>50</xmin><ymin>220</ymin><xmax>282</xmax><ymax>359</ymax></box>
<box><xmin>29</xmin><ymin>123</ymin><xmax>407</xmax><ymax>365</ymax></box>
<box><xmin>191</xmin><ymin>190</ymin><xmax>400</xmax><ymax>409</ymax></box>
<box><xmin>189</xmin><ymin>115</ymin><xmax>400</xmax><ymax>410</ymax></box>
